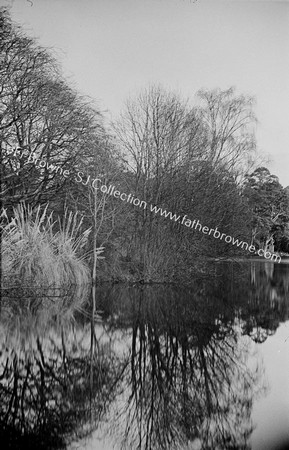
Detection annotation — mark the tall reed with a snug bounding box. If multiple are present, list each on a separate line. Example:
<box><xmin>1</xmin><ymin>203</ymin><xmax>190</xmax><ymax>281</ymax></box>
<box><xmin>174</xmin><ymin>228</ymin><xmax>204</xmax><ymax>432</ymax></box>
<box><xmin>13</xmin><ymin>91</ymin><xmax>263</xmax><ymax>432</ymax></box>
<box><xmin>1</xmin><ymin>203</ymin><xmax>92</xmax><ymax>293</ymax></box>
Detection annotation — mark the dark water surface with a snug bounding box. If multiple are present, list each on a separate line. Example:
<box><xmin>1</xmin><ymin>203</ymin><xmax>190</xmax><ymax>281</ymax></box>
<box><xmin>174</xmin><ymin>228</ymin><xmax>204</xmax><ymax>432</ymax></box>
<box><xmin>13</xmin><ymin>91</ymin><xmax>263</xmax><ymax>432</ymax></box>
<box><xmin>1</xmin><ymin>260</ymin><xmax>289</xmax><ymax>450</ymax></box>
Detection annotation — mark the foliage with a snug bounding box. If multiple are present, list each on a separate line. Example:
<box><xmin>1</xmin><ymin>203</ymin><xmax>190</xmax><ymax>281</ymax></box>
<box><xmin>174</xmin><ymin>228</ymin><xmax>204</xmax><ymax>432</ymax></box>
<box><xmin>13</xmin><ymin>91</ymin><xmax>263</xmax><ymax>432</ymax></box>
<box><xmin>0</xmin><ymin>8</ymin><xmax>104</xmax><ymax>215</ymax></box>
<box><xmin>243</xmin><ymin>167</ymin><xmax>289</xmax><ymax>252</ymax></box>
<box><xmin>112</xmin><ymin>85</ymin><xmax>257</xmax><ymax>281</ymax></box>
<box><xmin>1</xmin><ymin>203</ymin><xmax>92</xmax><ymax>295</ymax></box>
<box><xmin>1</xmin><ymin>9</ymin><xmax>287</xmax><ymax>285</ymax></box>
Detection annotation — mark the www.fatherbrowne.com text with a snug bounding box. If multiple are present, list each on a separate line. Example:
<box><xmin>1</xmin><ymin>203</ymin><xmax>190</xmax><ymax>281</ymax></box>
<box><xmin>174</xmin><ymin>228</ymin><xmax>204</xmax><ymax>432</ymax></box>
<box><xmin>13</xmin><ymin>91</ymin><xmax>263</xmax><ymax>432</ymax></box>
<box><xmin>8</xmin><ymin>148</ymin><xmax>281</xmax><ymax>264</ymax></box>
<box><xmin>76</xmin><ymin>173</ymin><xmax>281</xmax><ymax>264</ymax></box>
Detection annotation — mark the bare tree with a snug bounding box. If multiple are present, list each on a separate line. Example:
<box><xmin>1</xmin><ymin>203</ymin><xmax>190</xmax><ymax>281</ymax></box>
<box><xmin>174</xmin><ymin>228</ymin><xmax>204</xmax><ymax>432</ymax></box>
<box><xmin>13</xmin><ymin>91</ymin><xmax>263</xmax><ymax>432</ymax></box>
<box><xmin>0</xmin><ymin>9</ymin><xmax>103</xmax><ymax>214</ymax></box>
<box><xmin>196</xmin><ymin>87</ymin><xmax>257</xmax><ymax>180</ymax></box>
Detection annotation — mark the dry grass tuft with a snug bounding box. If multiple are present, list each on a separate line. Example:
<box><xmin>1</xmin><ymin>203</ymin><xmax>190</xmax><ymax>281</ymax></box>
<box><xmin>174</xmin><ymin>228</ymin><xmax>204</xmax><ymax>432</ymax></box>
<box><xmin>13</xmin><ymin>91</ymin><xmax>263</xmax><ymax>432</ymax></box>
<box><xmin>1</xmin><ymin>203</ymin><xmax>92</xmax><ymax>293</ymax></box>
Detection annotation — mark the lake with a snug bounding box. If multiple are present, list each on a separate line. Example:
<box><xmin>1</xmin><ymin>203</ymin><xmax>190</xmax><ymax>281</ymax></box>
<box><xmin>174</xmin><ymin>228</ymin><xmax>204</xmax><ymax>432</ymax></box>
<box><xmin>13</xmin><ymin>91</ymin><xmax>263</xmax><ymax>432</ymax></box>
<box><xmin>1</xmin><ymin>259</ymin><xmax>289</xmax><ymax>450</ymax></box>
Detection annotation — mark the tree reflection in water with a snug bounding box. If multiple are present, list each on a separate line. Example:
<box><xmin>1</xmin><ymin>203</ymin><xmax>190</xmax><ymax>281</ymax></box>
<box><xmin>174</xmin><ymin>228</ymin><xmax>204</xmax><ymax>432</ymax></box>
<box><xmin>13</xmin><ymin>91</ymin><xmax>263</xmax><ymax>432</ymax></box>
<box><xmin>1</xmin><ymin>260</ymin><xmax>288</xmax><ymax>449</ymax></box>
<box><xmin>0</xmin><ymin>284</ymin><xmax>127</xmax><ymax>449</ymax></box>
<box><xmin>103</xmin><ymin>284</ymin><xmax>266</xmax><ymax>450</ymax></box>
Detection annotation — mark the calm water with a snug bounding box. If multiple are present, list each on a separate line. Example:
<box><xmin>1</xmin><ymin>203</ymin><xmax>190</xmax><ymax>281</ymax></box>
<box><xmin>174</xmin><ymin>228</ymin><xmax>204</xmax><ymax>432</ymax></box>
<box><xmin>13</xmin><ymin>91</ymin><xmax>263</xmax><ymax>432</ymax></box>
<box><xmin>1</xmin><ymin>260</ymin><xmax>289</xmax><ymax>450</ymax></box>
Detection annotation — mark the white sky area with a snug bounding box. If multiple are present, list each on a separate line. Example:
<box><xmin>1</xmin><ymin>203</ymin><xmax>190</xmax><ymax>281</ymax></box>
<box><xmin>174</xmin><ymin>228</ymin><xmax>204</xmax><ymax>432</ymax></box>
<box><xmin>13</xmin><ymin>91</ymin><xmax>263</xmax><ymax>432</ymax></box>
<box><xmin>3</xmin><ymin>0</ymin><xmax>289</xmax><ymax>187</ymax></box>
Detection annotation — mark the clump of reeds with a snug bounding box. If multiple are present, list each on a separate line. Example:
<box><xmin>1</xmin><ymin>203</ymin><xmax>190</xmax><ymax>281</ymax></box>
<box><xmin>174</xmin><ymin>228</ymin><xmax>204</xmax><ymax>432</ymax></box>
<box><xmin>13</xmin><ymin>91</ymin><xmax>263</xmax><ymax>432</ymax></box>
<box><xmin>1</xmin><ymin>203</ymin><xmax>92</xmax><ymax>293</ymax></box>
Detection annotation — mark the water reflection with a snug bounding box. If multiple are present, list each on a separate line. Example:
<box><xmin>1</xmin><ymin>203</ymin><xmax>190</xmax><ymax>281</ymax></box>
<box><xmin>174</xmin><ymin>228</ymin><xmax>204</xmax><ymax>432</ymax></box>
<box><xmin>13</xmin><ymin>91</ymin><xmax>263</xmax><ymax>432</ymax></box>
<box><xmin>0</xmin><ymin>261</ymin><xmax>288</xmax><ymax>449</ymax></box>
<box><xmin>0</xmin><ymin>283</ymin><xmax>125</xmax><ymax>448</ymax></box>
<box><xmin>105</xmin><ymin>287</ymin><xmax>263</xmax><ymax>449</ymax></box>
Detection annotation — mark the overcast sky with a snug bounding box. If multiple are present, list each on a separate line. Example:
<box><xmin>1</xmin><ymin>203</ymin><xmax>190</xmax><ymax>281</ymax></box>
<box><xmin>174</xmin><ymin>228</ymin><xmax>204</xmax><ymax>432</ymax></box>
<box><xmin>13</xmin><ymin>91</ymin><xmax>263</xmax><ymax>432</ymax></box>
<box><xmin>4</xmin><ymin>0</ymin><xmax>289</xmax><ymax>187</ymax></box>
